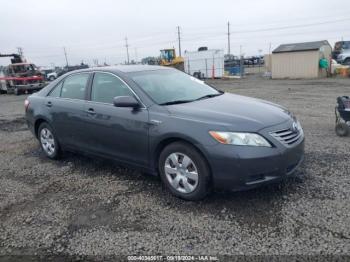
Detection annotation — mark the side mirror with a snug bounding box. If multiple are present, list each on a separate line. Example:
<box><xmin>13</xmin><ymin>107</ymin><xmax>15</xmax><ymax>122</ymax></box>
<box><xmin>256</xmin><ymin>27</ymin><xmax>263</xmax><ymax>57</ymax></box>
<box><xmin>113</xmin><ymin>96</ymin><xmax>140</xmax><ymax>108</ymax></box>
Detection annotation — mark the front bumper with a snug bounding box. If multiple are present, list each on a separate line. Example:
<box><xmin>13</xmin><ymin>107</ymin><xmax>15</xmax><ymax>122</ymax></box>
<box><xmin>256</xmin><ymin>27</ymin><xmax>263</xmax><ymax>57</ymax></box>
<box><xmin>204</xmin><ymin>121</ymin><xmax>305</xmax><ymax>191</ymax></box>
<box><xmin>12</xmin><ymin>83</ymin><xmax>46</xmax><ymax>91</ymax></box>
<box><xmin>337</xmin><ymin>57</ymin><xmax>345</xmax><ymax>64</ymax></box>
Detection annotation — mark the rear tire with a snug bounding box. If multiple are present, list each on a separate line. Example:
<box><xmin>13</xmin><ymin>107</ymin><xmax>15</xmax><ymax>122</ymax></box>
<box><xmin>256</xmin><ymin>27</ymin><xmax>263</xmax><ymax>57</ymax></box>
<box><xmin>49</xmin><ymin>76</ymin><xmax>55</xmax><ymax>81</ymax></box>
<box><xmin>38</xmin><ymin>123</ymin><xmax>61</xmax><ymax>159</ymax></box>
<box><xmin>158</xmin><ymin>142</ymin><xmax>211</xmax><ymax>201</ymax></box>
<box><xmin>335</xmin><ymin>122</ymin><xmax>349</xmax><ymax>137</ymax></box>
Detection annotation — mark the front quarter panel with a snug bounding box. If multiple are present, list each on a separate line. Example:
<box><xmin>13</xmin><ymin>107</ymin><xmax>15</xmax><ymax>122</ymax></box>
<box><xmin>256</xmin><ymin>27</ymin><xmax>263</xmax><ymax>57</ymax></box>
<box><xmin>147</xmin><ymin>105</ymin><xmax>227</xmax><ymax>170</ymax></box>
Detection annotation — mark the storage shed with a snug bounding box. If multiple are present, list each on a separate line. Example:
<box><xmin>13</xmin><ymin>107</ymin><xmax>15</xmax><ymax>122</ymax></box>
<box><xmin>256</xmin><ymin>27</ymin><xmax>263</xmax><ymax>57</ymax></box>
<box><xmin>272</xmin><ymin>40</ymin><xmax>332</xmax><ymax>79</ymax></box>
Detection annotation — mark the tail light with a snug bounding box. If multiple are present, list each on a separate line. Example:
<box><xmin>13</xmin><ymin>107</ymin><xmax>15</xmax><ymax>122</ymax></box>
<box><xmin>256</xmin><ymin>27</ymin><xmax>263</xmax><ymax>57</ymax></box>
<box><xmin>24</xmin><ymin>99</ymin><xmax>30</xmax><ymax>112</ymax></box>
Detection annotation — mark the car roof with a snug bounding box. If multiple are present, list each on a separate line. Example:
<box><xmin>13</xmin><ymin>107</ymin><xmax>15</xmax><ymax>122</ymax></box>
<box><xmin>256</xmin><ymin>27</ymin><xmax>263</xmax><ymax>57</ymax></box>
<box><xmin>72</xmin><ymin>65</ymin><xmax>171</xmax><ymax>74</ymax></box>
<box><xmin>78</xmin><ymin>65</ymin><xmax>173</xmax><ymax>74</ymax></box>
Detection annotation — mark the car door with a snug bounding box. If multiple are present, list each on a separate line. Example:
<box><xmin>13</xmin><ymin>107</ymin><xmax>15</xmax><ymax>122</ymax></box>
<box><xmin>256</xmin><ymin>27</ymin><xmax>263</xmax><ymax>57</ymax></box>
<box><xmin>45</xmin><ymin>72</ymin><xmax>91</xmax><ymax>149</ymax></box>
<box><xmin>82</xmin><ymin>72</ymin><xmax>149</xmax><ymax>167</ymax></box>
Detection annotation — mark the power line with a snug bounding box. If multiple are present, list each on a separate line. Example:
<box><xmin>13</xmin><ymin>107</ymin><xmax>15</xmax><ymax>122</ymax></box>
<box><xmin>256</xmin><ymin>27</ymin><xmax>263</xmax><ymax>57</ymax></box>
<box><xmin>26</xmin><ymin>26</ymin><xmax>349</xmax><ymax>61</ymax></box>
<box><xmin>21</xmin><ymin>17</ymin><xmax>350</xmax><ymax>56</ymax></box>
<box><xmin>18</xmin><ymin>15</ymin><xmax>350</xmax><ymax>65</ymax></box>
<box><xmin>182</xmin><ymin>12</ymin><xmax>350</xmax><ymax>32</ymax></box>
<box><xmin>231</xmin><ymin>17</ymin><xmax>350</xmax><ymax>34</ymax></box>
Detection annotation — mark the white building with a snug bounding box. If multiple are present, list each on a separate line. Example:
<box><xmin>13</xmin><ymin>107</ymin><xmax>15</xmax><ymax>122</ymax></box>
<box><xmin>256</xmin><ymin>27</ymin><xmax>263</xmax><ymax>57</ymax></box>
<box><xmin>183</xmin><ymin>49</ymin><xmax>224</xmax><ymax>78</ymax></box>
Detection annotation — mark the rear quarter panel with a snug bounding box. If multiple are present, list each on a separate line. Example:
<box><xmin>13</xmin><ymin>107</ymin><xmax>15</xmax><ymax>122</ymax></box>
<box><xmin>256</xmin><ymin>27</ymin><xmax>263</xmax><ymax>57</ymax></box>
<box><xmin>26</xmin><ymin>94</ymin><xmax>51</xmax><ymax>137</ymax></box>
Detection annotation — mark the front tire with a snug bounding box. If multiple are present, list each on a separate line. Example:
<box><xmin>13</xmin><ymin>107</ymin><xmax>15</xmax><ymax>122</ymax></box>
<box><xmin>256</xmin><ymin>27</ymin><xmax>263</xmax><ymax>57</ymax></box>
<box><xmin>38</xmin><ymin>123</ymin><xmax>61</xmax><ymax>159</ymax></box>
<box><xmin>336</xmin><ymin>122</ymin><xmax>350</xmax><ymax>137</ymax></box>
<box><xmin>158</xmin><ymin>142</ymin><xmax>211</xmax><ymax>200</ymax></box>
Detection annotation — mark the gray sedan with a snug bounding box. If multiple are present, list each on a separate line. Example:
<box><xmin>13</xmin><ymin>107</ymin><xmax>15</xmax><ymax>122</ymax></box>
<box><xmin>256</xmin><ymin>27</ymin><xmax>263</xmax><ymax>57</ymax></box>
<box><xmin>25</xmin><ymin>65</ymin><xmax>304</xmax><ymax>200</ymax></box>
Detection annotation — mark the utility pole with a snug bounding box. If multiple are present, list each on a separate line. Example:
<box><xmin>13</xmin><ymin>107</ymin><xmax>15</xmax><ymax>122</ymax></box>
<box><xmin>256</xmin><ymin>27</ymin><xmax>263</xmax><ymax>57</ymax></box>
<box><xmin>227</xmin><ymin>22</ymin><xmax>231</xmax><ymax>55</ymax></box>
<box><xmin>17</xmin><ymin>47</ymin><xmax>23</xmax><ymax>57</ymax></box>
<box><xmin>63</xmin><ymin>47</ymin><xmax>69</xmax><ymax>67</ymax></box>
<box><xmin>125</xmin><ymin>37</ymin><xmax>130</xmax><ymax>65</ymax></box>
<box><xmin>134</xmin><ymin>48</ymin><xmax>138</xmax><ymax>64</ymax></box>
<box><xmin>177</xmin><ymin>26</ymin><xmax>182</xmax><ymax>57</ymax></box>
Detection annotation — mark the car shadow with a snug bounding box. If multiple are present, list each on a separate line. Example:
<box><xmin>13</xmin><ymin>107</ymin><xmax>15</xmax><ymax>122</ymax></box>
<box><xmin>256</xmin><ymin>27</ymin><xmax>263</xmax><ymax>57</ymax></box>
<box><xmin>29</xmin><ymin>147</ymin><xmax>308</xmax><ymax>230</ymax></box>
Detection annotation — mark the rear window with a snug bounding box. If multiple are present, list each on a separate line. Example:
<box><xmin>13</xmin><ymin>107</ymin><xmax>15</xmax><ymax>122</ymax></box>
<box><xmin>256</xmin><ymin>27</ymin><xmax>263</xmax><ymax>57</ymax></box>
<box><xmin>61</xmin><ymin>73</ymin><xmax>89</xmax><ymax>100</ymax></box>
<box><xmin>48</xmin><ymin>81</ymin><xmax>63</xmax><ymax>97</ymax></box>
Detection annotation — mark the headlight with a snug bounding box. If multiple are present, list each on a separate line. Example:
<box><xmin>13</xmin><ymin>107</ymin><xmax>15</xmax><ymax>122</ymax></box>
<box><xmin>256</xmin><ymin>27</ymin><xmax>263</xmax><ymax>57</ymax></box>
<box><xmin>209</xmin><ymin>131</ymin><xmax>272</xmax><ymax>147</ymax></box>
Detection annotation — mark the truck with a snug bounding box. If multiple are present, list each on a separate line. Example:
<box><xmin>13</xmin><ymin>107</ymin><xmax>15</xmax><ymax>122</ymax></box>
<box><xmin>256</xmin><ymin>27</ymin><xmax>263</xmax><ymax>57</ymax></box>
<box><xmin>332</xmin><ymin>41</ymin><xmax>350</xmax><ymax>65</ymax></box>
<box><xmin>159</xmin><ymin>48</ymin><xmax>184</xmax><ymax>71</ymax></box>
<box><xmin>183</xmin><ymin>48</ymin><xmax>224</xmax><ymax>79</ymax></box>
<box><xmin>336</xmin><ymin>51</ymin><xmax>350</xmax><ymax>65</ymax></box>
<box><xmin>0</xmin><ymin>53</ymin><xmax>46</xmax><ymax>95</ymax></box>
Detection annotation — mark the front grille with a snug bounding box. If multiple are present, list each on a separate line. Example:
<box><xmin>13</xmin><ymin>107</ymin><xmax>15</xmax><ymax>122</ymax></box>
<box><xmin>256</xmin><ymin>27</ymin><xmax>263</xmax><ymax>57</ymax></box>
<box><xmin>270</xmin><ymin>126</ymin><xmax>303</xmax><ymax>147</ymax></box>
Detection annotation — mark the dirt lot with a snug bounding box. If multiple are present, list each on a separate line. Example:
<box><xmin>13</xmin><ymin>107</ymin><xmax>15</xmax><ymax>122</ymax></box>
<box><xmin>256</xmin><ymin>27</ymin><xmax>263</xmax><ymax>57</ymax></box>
<box><xmin>0</xmin><ymin>77</ymin><xmax>350</xmax><ymax>260</ymax></box>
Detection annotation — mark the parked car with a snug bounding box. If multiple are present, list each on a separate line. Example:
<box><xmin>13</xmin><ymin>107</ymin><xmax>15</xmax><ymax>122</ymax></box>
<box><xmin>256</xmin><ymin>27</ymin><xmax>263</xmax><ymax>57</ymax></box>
<box><xmin>332</xmin><ymin>41</ymin><xmax>350</xmax><ymax>60</ymax></box>
<box><xmin>40</xmin><ymin>69</ymin><xmax>58</xmax><ymax>81</ymax></box>
<box><xmin>336</xmin><ymin>51</ymin><xmax>350</xmax><ymax>65</ymax></box>
<box><xmin>25</xmin><ymin>65</ymin><xmax>305</xmax><ymax>200</ymax></box>
<box><xmin>47</xmin><ymin>71</ymin><xmax>58</xmax><ymax>81</ymax></box>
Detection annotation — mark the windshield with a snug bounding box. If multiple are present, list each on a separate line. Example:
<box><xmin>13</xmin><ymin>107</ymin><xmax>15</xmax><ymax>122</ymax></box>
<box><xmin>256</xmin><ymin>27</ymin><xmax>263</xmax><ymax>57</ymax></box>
<box><xmin>12</xmin><ymin>64</ymin><xmax>35</xmax><ymax>73</ymax></box>
<box><xmin>334</xmin><ymin>41</ymin><xmax>350</xmax><ymax>51</ymax></box>
<box><xmin>130</xmin><ymin>69</ymin><xmax>221</xmax><ymax>105</ymax></box>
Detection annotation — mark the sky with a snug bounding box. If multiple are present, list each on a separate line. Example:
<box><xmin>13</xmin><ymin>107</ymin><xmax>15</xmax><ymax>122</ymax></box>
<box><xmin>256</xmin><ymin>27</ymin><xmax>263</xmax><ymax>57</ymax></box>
<box><xmin>0</xmin><ymin>0</ymin><xmax>350</xmax><ymax>67</ymax></box>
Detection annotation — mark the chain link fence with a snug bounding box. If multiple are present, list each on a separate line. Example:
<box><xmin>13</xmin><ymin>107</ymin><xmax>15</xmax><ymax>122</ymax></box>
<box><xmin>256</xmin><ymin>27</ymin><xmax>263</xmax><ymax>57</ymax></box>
<box><xmin>184</xmin><ymin>56</ymin><xmax>265</xmax><ymax>79</ymax></box>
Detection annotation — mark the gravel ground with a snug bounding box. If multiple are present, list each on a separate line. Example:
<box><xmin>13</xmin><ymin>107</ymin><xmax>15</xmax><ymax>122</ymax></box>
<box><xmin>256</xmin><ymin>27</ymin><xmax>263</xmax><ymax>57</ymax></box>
<box><xmin>0</xmin><ymin>77</ymin><xmax>350</xmax><ymax>261</ymax></box>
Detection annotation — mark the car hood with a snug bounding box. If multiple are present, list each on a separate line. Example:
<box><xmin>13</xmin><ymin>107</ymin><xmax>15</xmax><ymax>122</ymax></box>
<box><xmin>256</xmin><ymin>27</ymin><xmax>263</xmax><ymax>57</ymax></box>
<box><xmin>338</xmin><ymin>51</ymin><xmax>350</xmax><ymax>57</ymax></box>
<box><xmin>165</xmin><ymin>93</ymin><xmax>291</xmax><ymax>131</ymax></box>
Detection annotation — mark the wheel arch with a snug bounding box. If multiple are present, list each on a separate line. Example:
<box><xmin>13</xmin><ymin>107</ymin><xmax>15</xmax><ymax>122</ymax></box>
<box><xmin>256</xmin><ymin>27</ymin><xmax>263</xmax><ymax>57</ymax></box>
<box><xmin>34</xmin><ymin>117</ymin><xmax>51</xmax><ymax>138</ymax></box>
<box><xmin>152</xmin><ymin>135</ymin><xmax>212</xmax><ymax>178</ymax></box>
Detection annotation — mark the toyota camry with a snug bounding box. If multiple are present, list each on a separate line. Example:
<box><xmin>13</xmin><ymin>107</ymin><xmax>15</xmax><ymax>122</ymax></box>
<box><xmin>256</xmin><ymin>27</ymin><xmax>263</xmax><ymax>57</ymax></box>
<box><xmin>25</xmin><ymin>65</ymin><xmax>304</xmax><ymax>200</ymax></box>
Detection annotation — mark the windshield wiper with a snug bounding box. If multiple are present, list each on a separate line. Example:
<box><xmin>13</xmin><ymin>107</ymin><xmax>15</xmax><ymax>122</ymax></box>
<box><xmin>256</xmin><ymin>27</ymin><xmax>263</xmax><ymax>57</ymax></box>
<box><xmin>195</xmin><ymin>92</ymin><xmax>223</xmax><ymax>101</ymax></box>
<box><xmin>159</xmin><ymin>92</ymin><xmax>224</xmax><ymax>105</ymax></box>
<box><xmin>159</xmin><ymin>99</ymin><xmax>194</xmax><ymax>105</ymax></box>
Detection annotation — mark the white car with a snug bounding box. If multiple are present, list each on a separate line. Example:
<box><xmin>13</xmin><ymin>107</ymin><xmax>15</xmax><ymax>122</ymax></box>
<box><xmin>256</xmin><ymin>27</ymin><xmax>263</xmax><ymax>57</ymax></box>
<box><xmin>337</xmin><ymin>51</ymin><xmax>350</xmax><ymax>65</ymax></box>
<box><xmin>47</xmin><ymin>71</ymin><xmax>58</xmax><ymax>81</ymax></box>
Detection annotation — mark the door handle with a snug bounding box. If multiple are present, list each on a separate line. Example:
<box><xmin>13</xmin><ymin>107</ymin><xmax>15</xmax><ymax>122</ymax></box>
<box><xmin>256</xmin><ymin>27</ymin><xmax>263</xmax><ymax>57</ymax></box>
<box><xmin>46</xmin><ymin>101</ymin><xmax>52</xmax><ymax>107</ymax></box>
<box><xmin>86</xmin><ymin>108</ymin><xmax>96</xmax><ymax>115</ymax></box>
